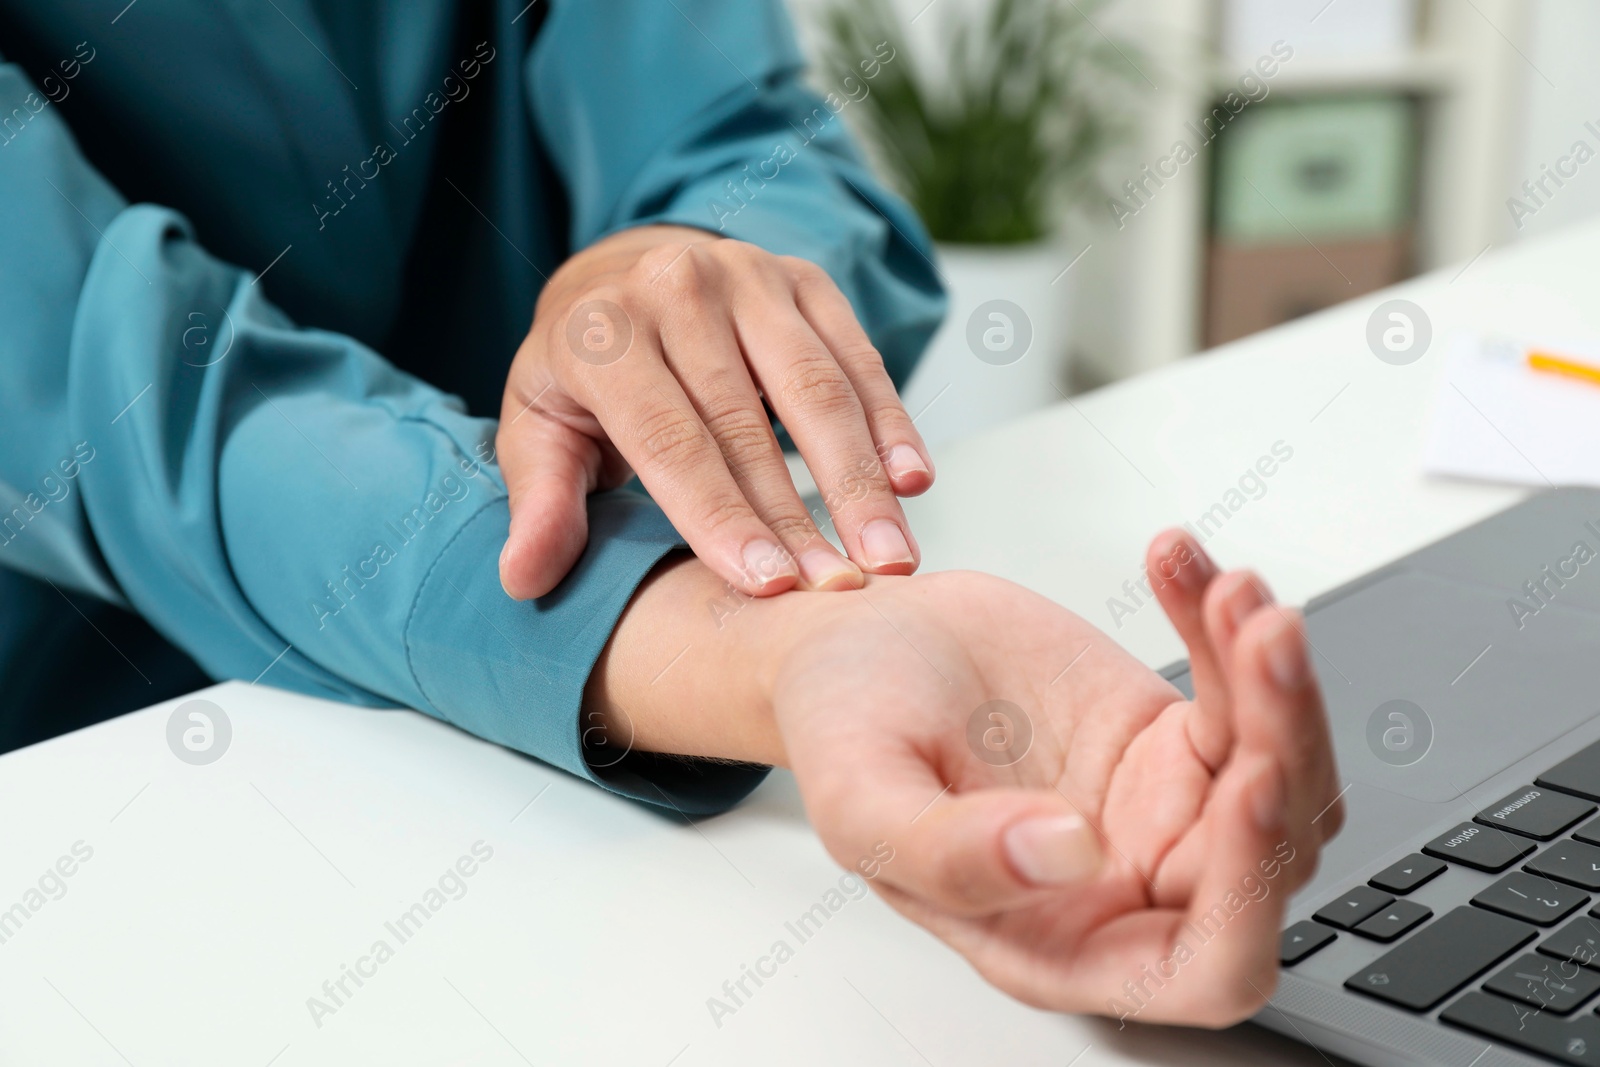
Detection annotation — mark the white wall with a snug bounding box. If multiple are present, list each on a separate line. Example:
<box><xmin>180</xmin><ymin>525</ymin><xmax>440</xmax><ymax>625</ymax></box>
<box><xmin>1507</xmin><ymin>0</ymin><xmax>1600</xmax><ymax>241</ymax></box>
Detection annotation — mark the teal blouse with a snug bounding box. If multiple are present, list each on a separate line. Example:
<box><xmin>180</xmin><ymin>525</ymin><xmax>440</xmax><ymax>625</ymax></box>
<box><xmin>0</xmin><ymin>0</ymin><xmax>943</xmax><ymax>811</ymax></box>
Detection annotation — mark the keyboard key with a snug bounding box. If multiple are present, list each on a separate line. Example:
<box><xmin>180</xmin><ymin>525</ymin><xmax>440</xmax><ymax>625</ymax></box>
<box><xmin>1484</xmin><ymin>953</ymin><xmax>1600</xmax><ymax>1013</ymax></box>
<box><xmin>1477</xmin><ymin>786</ymin><xmax>1596</xmax><ymax>840</ymax></box>
<box><xmin>1541</xmin><ymin>740</ymin><xmax>1600</xmax><ymax>802</ymax></box>
<box><xmin>1443</xmin><ymin>991</ymin><xmax>1600</xmax><ymax>1064</ymax></box>
<box><xmin>1352</xmin><ymin>900</ymin><xmax>1431</xmax><ymax>943</ymax></box>
<box><xmin>1424</xmin><ymin>822</ymin><xmax>1537</xmax><ymax>872</ymax></box>
<box><xmin>1345</xmin><ymin>905</ymin><xmax>1536</xmax><ymax>1011</ymax></box>
<box><xmin>1474</xmin><ymin>871</ymin><xmax>1590</xmax><ymax>926</ymax></box>
<box><xmin>1369</xmin><ymin>854</ymin><xmax>1446</xmax><ymax>894</ymax></box>
<box><xmin>1539</xmin><ymin>914</ymin><xmax>1600</xmax><ymax>969</ymax></box>
<box><xmin>1351</xmin><ymin>899</ymin><xmax>1431</xmax><ymax>943</ymax></box>
<box><xmin>1313</xmin><ymin>885</ymin><xmax>1393</xmax><ymax>930</ymax></box>
<box><xmin>1529</xmin><ymin>841</ymin><xmax>1600</xmax><ymax>891</ymax></box>
<box><xmin>1280</xmin><ymin>920</ymin><xmax>1336</xmax><ymax>965</ymax></box>
<box><xmin>1574</xmin><ymin>817</ymin><xmax>1600</xmax><ymax>848</ymax></box>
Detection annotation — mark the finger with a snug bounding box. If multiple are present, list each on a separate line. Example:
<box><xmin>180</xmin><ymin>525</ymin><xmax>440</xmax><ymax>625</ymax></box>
<box><xmin>1197</xmin><ymin>569</ymin><xmax>1273</xmax><ymax>734</ymax></box>
<box><xmin>882</xmin><ymin>785</ymin><xmax>1105</xmax><ymax>918</ymax></box>
<box><xmin>657</xmin><ymin>314</ymin><xmax>862</xmax><ymax>591</ymax></box>
<box><xmin>496</xmin><ymin>408</ymin><xmax>602</xmax><ymax>600</ymax></box>
<box><xmin>1025</xmin><ymin>754</ymin><xmax>1290</xmax><ymax>1024</ymax></box>
<box><xmin>788</xmin><ymin>258</ymin><xmax>934</xmax><ymax>496</ymax></box>
<box><xmin>1152</xmin><ymin>754</ymin><xmax>1292</xmax><ymax>1027</ymax></box>
<box><xmin>1203</xmin><ymin>569</ymin><xmax>1273</xmax><ymax>665</ymax></box>
<box><xmin>1145</xmin><ymin>530</ymin><xmax>1229</xmax><ymax>767</ymax></box>
<box><xmin>1231</xmin><ymin>605</ymin><xmax>1345</xmax><ymax>846</ymax></box>
<box><xmin>576</xmin><ymin>340</ymin><xmax>801</xmax><ymax>597</ymax></box>
<box><xmin>802</xmin><ymin>745</ymin><xmax>1103</xmax><ymax>918</ymax></box>
<box><xmin>736</xmin><ymin>293</ymin><xmax>919</xmax><ymax>576</ymax></box>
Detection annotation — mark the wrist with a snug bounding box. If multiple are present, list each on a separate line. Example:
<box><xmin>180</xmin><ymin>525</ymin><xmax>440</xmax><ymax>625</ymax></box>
<box><xmin>585</xmin><ymin>552</ymin><xmax>834</xmax><ymax>768</ymax></box>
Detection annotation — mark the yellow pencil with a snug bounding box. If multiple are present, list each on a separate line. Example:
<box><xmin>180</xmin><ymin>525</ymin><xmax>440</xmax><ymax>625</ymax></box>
<box><xmin>1528</xmin><ymin>350</ymin><xmax>1600</xmax><ymax>389</ymax></box>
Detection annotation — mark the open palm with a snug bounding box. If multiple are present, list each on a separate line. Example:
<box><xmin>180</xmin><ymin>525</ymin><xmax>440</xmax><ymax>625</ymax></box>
<box><xmin>773</xmin><ymin>530</ymin><xmax>1343</xmax><ymax>1026</ymax></box>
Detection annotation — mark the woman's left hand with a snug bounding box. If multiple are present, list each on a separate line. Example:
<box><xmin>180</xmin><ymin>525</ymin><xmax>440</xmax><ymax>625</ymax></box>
<box><xmin>768</xmin><ymin>531</ymin><xmax>1344</xmax><ymax>1024</ymax></box>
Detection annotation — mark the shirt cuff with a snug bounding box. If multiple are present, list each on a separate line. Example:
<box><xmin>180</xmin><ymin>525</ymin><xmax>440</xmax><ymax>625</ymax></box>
<box><xmin>403</xmin><ymin>487</ymin><xmax>770</xmax><ymax>815</ymax></box>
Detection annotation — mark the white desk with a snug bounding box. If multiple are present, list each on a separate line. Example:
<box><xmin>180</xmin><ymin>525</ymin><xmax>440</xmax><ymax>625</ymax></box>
<box><xmin>5</xmin><ymin>222</ymin><xmax>1597</xmax><ymax>1066</ymax></box>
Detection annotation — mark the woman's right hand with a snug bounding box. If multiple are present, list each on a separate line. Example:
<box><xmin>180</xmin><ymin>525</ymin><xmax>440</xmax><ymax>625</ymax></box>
<box><xmin>496</xmin><ymin>225</ymin><xmax>935</xmax><ymax>602</ymax></box>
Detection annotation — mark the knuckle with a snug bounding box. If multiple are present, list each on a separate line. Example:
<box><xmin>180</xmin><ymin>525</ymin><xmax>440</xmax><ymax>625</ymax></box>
<box><xmin>864</xmin><ymin>395</ymin><xmax>913</xmax><ymax>433</ymax></box>
<box><xmin>707</xmin><ymin>409</ymin><xmax>776</xmax><ymax>463</ymax></box>
<box><xmin>693</xmin><ymin>368</ymin><xmax>761</xmax><ymax>423</ymax></box>
<box><xmin>636</xmin><ymin>404</ymin><xmax>708</xmax><ymax>472</ymax></box>
<box><xmin>835</xmin><ymin>335</ymin><xmax>887</xmax><ymax>374</ymax></box>
<box><xmin>781</xmin><ymin>254</ymin><xmax>830</xmax><ymax>286</ymax></box>
<box><xmin>635</xmin><ymin>241</ymin><xmax>702</xmax><ymax>284</ymax></box>
<box><xmin>716</xmin><ymin>238</ymin><xmax>765</xmax><ymax>266</ymax></box>
<box><xmin>824</xmin><ymin>456</ymin><xmax>890</xmax><ymax>511</ymax></box>
<box><xmin>694</xmin><ymin>492</ymin><xmax>755</xmax><ymax>535</ymax></box>
<box><xmin>642</xmin><ymin>264</ymin><xmax>703</xmax><ymax>309</ymax></box>
<box><xmin>780</xmin><ymin>352</ymin><xmax>860</xmax><ymax>417</ymax></box>
<box><xmin>767</xmin><ymin>512</ymin><xmax>820</xmax><ymax>545</ymax></box>
<box><xmin>695</xmin><ymin>377</ymin><xmax>776</xmax><ymax>455</ymax></box>
<box><xmin>725</xmin><ymin>241</ymin><xmax>792</xmax><ymax>287</ymax></box>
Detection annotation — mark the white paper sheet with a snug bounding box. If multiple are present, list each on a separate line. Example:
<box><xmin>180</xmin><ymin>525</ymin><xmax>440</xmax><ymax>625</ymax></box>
<box><xmin>1422</xmin><ymin>333</ymin><xmax>1600</xmax><ymax>487</ymax></box>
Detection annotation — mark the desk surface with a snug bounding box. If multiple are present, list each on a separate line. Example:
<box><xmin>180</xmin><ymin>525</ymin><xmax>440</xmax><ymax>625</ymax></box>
<box><xmin>5</xmin><ymin>223</ymin><xmax>1597</xmax><ymax>1066</ymax></box>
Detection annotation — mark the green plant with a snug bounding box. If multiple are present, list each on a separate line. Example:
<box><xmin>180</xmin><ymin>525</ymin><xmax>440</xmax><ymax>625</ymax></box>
<box><xmin>817</xmin><ymin>0</ymin><xmax>1145</xmax><ymax>245</ymax></box>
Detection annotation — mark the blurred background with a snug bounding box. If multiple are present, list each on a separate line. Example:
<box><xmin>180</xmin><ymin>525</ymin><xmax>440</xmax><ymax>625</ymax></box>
<box><xmin>783</xmin><ymin>0</ymin><xmax>1600</xmax><ymax>449</ymax></box>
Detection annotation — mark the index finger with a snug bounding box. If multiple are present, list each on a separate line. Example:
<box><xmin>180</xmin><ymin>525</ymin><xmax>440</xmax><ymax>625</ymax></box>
<box><xmin>571</xmin><ymin>332</ymin><xmax>802</xmax><ymax>597</ymax></box>
<box><xmin>737</xmin><ymin>299</ymin><xmax>920</xmax><ymax>576</ymax></box>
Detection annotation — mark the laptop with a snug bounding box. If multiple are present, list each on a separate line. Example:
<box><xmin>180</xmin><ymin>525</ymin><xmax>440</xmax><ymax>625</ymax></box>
<box><xmin>1161</xmin><ymin>487</ymin><xmax>1600</xmax><ymax>1066</ymax></box>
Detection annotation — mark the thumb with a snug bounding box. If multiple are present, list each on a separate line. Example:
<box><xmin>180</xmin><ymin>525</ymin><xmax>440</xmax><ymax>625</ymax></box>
<box><xmin>810</xmin><ymin>754</ymin><xmax>1104</xmax><ymax>917</ymax></box>
<box><xmin>496</xmin><ymin>412</ymin><xmax>602</xmax><ymax>600</ymax></box>
<box><xmin>906</xmin><ymin>789</ymin><xmax>1106</xmax><ymax>915</ymax></box>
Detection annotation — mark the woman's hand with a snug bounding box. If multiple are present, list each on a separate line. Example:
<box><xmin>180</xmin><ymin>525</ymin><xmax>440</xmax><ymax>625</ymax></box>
<box><xmin>497</xmin><ymin>225</ymin><xmax>934</xmax><ymax>600</ymax></box>
<box><xmin>772</xmin><ymin>531</ymin><xmax>1343</xmax><ymax>1024</ymax></box>
<box><xmin>589</xmin><ymin>530</ymin><xmax>1344</xmax><ymax>1026</ymax></box>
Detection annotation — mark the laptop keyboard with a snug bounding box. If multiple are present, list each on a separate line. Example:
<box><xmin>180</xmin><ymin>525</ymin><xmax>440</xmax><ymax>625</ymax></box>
<box><xmin>1280</xmin><ymin>739</ymin><xmax>1600</xmax><ymax>1064</ymax></box>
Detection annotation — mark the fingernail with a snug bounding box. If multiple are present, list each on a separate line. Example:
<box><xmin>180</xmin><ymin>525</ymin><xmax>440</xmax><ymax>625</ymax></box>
<box><xmin>1004</xmin><ymin>814</ymin><xmax>1103</xmax><ymax>887</ymax></box>
<box><xmin>861</xmin><ymin>520</ymin><xmax>914</xmax><ymax>569</ymax></box>
<box><xmin>498</xmin><ymin>544</ymin><xmax>518</xmax><ymax>599</ymax></box>
<box><xmin>742</xmin><ymin>539</ymin><xmax>798</xmax><ymax>587</ymax></box>
<box><xmin>885</xmin><ymin>444</ymin><xmax>929</xmax><ymax>480</ymax></box>
<box><xmin>1263</xmin><ymin>612</ymin><xmax>1308</xmax><ymax>691</ymax></box>
<box><xmin>799</xmin><ymin>549</ymin><xmax>862</xmax><ymax>591</ymax></box>
<box><xmin>1250</xmin><ymin>760</ymin><xmax>1287</xmax><ymax>834</ymax></box>
<box><xmin>1169</xmin><ymin>539</ymin><xmax>1214</xmax><ymax>591</ymax></box>
<box><xmin>1225</xmin><ymin>574</ymin><xmax>1271</xmax><ymax>631</ymax></box>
